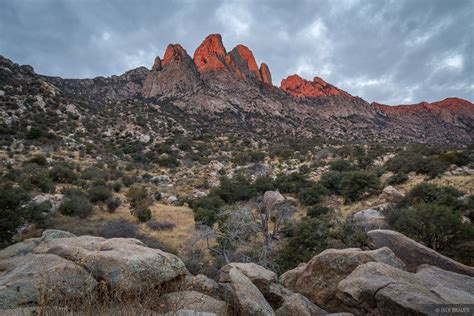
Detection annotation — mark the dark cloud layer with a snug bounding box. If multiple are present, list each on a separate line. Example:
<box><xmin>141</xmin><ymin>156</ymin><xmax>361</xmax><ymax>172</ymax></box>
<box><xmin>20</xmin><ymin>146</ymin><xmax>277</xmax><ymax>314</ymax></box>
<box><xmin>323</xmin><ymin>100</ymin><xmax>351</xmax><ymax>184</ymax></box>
<box><xmin>0</xmin><ymin>0</ymin><xmax>472</xmax><ymax>104</ymax></box>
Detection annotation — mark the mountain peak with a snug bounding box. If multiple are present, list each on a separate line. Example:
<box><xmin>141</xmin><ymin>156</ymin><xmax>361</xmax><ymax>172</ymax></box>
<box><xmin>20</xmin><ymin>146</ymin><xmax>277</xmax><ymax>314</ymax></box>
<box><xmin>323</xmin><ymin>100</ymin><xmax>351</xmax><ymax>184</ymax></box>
<box><xmin>193</xmin><ymin>34</ymin><xmax>227</xmax><ymax>73</ymax></box>
<box><xmin>259</xmin><ymin>63</ymin><xmax>272</xmax><ymax>85</ymax></box>
<box><xmin>280</xmin><ymin>74</ymin><xmax>351</xmax><ymax>98</ymax></box>
<box><xmin>162</xmin><ymin>44</ymin><xmax>189</xmax><ymax>67</ymax></box>
<box><xmin>226</xmin><ymin>44</ymin><xmax>261</xmax><ymax>81</ymax></box>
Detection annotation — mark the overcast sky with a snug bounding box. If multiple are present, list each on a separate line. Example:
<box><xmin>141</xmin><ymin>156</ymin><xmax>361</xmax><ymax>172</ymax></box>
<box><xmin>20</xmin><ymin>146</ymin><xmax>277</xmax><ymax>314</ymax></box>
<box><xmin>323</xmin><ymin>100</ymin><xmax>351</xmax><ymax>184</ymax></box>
<box><xmin>0</xmin><ymin>0</ymin><xmax>472</xmax><ymax>104</ymax></box>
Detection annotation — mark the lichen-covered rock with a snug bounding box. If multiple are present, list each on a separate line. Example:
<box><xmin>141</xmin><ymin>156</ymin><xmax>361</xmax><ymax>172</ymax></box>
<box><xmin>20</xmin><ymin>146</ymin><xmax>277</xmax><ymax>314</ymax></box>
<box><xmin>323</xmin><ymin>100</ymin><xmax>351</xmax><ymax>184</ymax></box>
<box><xmin>276</xmin><ymin>293</ymin><xmax>327</xmax><ymax>316</ymax></box>
<box><xmin>378</xmin><ymin>185</ymin><xmax>404</xmax><ymax>203</ymax></box>
<box><xmin>0</xmin><ymin>254</ymin><xmax>97</xmax><ymax>309</ymax></box>
<box><xmin>33</xmin><ymin>235</ymin><xmax>188</xmax><ymax>292</ymax></box>
<box><xmin>337</xmin><ymin>262</ymin><xmax>474</xmax><ymax>315</ymax></box>
<box><xmin>0</xmin><ymin>229</ymin><xmax>75</xmax><ymax>260</ymax></box>
<box><xmin>158</xmin><ymin>291</ymin><xmax>228</xmax><ymax>316</ymax></box>
<box><xmin>220</xmin><ymin>267</ymin><xmax>274</xmax><ymax>315</ymax></box>
<box><xmin>367</xmin><ymin>229</ymin><xmax>474</xmax><ymax>276</ymax></box>
<box><xmin>281</xmin><ymin>248</ymin><xmax>405</xmax><ymax>311</ymax></box>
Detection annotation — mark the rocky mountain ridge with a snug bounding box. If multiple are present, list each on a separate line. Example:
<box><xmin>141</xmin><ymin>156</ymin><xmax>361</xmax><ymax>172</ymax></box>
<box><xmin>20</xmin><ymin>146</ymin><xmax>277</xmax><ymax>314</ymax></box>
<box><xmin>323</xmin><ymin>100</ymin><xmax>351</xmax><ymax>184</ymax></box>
<box><xmin>1</xmin><ymin>33</ymin><xmax>473</xmax><ymax>145</ymax></box>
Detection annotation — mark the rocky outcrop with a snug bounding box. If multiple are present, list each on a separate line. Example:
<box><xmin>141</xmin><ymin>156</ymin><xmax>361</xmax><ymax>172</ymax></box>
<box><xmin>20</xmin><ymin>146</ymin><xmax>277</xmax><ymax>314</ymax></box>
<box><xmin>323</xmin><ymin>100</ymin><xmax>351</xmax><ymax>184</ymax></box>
<box><xmin>378</xmin><ymin>186</ymin><xmax>404</xmax><ymax>203</ymax></box>
<box><xmin>260</xmin><ymin>63</ymin><xmax>272</xmax><ymax>85</ymax></box>
<box><xmin>280</xmin><ymin>74</ymin><xmax>352</xmax><ymax>98</ymax></box>
<box><xmin>280</xmin><ymin>247</ymin><xmax>405</xmax><ymax>311</ymax></box>
<box><xmin>0</xmin><ymin>254</ymin><xmax>97</xmax><ymax>309</ymax></box>
<box><xmin>194</xmin><ymin>34</ymin><xmax>227</xmax><ymax>74</ymax></box>
<box><xmin>32</xmin><ymin>235</ymin><xmax>188</xmax><ymax>292</ymax></box>
<box><xmin>276</xmin><ymin>293</ymin><xmax>327</xmax><ymax>316</ymax></box>
<box><xmin>219</xmin><ymin>267</ymin><xmax>275</xmax><ymax>315</ymax></box>
<box><xmin>263</xmin><ymin>190</ymin><xmax>285</xmax><ymax>211</ymax></box>
<box><xmin>352</xmin><ymin>207</ymin><xmax>386</xmax><ymax>230</ymax></box>
<box><xmin>226</xmin><ymin>45</ymin><xmax>261</xmax><ymax>81</ymax></box>
<box><xmin>158</xmin><ymin>291</ymin><xmax>228</xmax><ymax>316</ymax></box>
<box><xmin>337</xmin><ymin>262</ymin><xmax>474</xmax><ymax>315</ymax></box>
<box><xmin>367</xmin><ymin>229</ymin><xmax>474</xmax><ymax>276</ymax></box>
<box><xmin>142</xmin><ymin>44</ymin><xmax>201</xmax><ymax>98</ymax></box>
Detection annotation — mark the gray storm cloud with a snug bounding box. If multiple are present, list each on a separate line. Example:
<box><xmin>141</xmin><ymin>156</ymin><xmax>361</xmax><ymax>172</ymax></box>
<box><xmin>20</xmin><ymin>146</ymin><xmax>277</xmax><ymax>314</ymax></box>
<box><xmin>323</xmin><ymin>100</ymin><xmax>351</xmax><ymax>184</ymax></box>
<box><xmin>0</xmin><ymin>0</ymin><xmax>472</xmax><ymax>104</ymax></box>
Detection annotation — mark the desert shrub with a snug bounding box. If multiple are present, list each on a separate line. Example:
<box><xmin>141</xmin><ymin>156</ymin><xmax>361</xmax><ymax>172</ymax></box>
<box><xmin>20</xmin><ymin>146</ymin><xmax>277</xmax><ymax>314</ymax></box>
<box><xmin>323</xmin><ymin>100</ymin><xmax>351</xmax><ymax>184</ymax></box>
<box><xmin>26</xmin><ymin>155</ymin><xmax>48</xmax><ymax>166</ymax></box>
<box><xmin>59</xmin><ymin>195</ymin><xmax>93</xmax><ymax>218</ymax></box>
<box><xmin>329</xmin><ymin>159</ymin><xmax>355</xmax><ymax>172</ymax></box>
<box><xmin>98</xmin><ymin>219</ymin><xmax>138</xmax><ymax>238</ymax></box>
<box><xmin>232</xmin><ymin>151</ymin><xmax>266</xmax><ymax>164</ymax></box>
<box><xmin>135</xmin><ymin>208</ymin><xmax>152</xmax><ymax>222</ymax></box>
<box><xmin>298</xmin><ymin>183</ymin><xmax>329</xmax><ymax>206</ymax></box>
<box><xmin>254</xmin><ymin>176</ymin><xmax>275</xmax><ymax>193</ymax></box>
<box><xmin>80</xmin><ymin>166</ymin><xmax>108</xmax><ymax>181</ymax></box>
<box><xmin>26</xmin><ymin>126</ymin><xmax>48</xmax><ymax>139</ymax></box>
<box><xmin>189</xmin><ymin>194</ymin><xmax>225</xmax><ymax>227</ymax></box>
<box><xmin>194</xmin><ymin>207</ymin><xmax>218</xmax><ymax>227</ymax></box>
<box><xmin>154</xmin><ymin>192</ymin><xmax>162</xmax><ymax>201</ymax></box>
<box><xmin>319</xmin><ymin>171</ymin><xmax>344</xmax><ymax>194</ymax></box>
<box><xmin>385</xmin><ymin>203</ymin><xmax>470</xmax><ymax>251</ymax></box>
<box><xmin>416</xmin><ymin>158</ymin><xmax>449</xmax><ymax>178</ymax></box>
<box><xmin>276</xmin><ymin>216</ymin><xmax>330</xmax><ymax>271</ymax></box>
<box><xmin>106</xmin><ymin>197</ymin><xmax>121</xmax><ymax>213</ymax></box>
<box><xmin>211</xmin><ymin>175</ymin><xmax>256</xmax><ymax>203</ymax></box>
<box><xmin>307</xmin><ymin>205</ymin><xmax>333</xmax><ymax>218</ymax></box>
<box><xmin>439</xmin><ymin>151</ymin><xmax>471</xmax><ymax>166</ymax></box>
<box><xmin>24</xmin><ymin>201</ymin><xmax>51</xmax><ymax>223</ymax></box>
<box><xmin>49</xmin><ymin>163</ymin><xmax>77</xmax><ymax>183</ymax></box>
<box><xmin>340</xmin><ymin>171</ymin><xmax>380</xmax><ymax>202</ymax></box>
<box><xmin>21</xmin><ymin>164</ymin><xmax>55</xmax><ymax>193</ymax></box>
<box><xmin>386</xmin><ymin>172</ymin><xmax>408</xmax><ymax>185</ymax></box>
<box><xmin>275</xmin><ymin>172</ymin><xmax>310</xmax><ymax>194</ymax></box>
<box><xmin>385</xmin><ymin>150</ymin><xmax>424</xmax><ymax>174</ymax></box>
<box><xmin>397</xmin><ymin>183</ymin><xmax>464</xmax><ymax>211</ymax></box>
<box><xmin>126</xmin><ymin>185</ymin><xmax>153</xmax><ymax>222</ymax></box>
<box><xmin>122</xmin><ymin>175</ymin><xmax>138</xmax><ymax>187</ymax></box>
<box><xmin>88</xmin><ymin>185</ymin><xmax>112</xmax><ymax>203</ymax></box>
<box><xmin>157</xmin><ymin>155</ymin><xmax>180</xmax><ymax>168</ymax></box>
<box><xmin>112</xmin><ymin>181</ymin><xmax>123</xmax><ymax>192</ymax></box>
<box><xmin>0</xmin><ymin>182</ymin><xmax>30</xmax><ymax>245</ymax></box>
<box><xmin>147</xmin><ymin>219</ymin><xmax>176</xmax><ymax>231</ymax></box>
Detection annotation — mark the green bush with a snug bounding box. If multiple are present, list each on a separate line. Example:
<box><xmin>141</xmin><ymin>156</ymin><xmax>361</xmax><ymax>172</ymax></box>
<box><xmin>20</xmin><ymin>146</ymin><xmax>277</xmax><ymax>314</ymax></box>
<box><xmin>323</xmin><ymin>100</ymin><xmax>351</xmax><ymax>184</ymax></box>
<box><xmin>254</xmin><ymin>176</ymin><xmax>275</xmax><ymax>193</ymax></box>
<box><xmin>319</xmin><ymin>171</ymin><xmax>343</xmax><ymax>194</ymax></box>
<box><xmin>340</xmin><ymin>171</ymin><xmax>380</xmax><ymax>202</ymax></box>
<box><xmin>59</xmin><ymin>195</ymin><xmax>93</xmax><ymax>218</ymax></box>
<box><xmin>157</xmin><ymin>155</ymin><xmax>180</xmax><ymax>168</ymax></box>
<box><xmin>397</xmin><ymin>183</ymin><xmax>464</xmax><ymax>211</ymax></box>
<box><xmin>211</xmin><ymin>175</ymin><xmax>256</xmax><ymax>203</ymax></box>
<box><xmin>49</xmin><ymin>163</ymin><xmax>77</xmax><ymax>183</ymax></box>
<box><xmin>0</xmin><ymin>183</ymin><xmax>30</xmax><ymax>245</ymax></box>
<box><xmin>194</xmin><ymin>207</ymin><xmax>218</xmax><ymax>227</ymax></box>
<box><xmin>106</xmin><ymin>197</ymin><xmax>121</xmax><ymax>213</ymax></box>
<box><xmin>26</xmin><ymin>155</ymin><xmax>48</xmax><ymax>166</ymax></box>
<box><xmin>439</xmin><ymin>151</ymin><xmax>471</xmax><ymax>166</ymax></box>
<box><xmin>88</xmin><ymin>185</ymin><xmax>112</xmax><ymax>203</ymax></box>
<box><xmin>307</xmin><ymin>205</ymin><xmax>333</xmax><ymax>218</ymax></box>
<box><xmin>329</xmin><ymin>160</ymin><xmax>355</xmax><ymax>172</ymax></box>
<box><xmin>135</xmin><ymin>207</ymin><xmax>152</xmax><ymax>222</ymax></box>
<box><xmin>386</xmin><ymin>203</ymin><xmax>468</xmax><ymax>251</ymax></box>
<box><xmin>298</xmin><ymin>183</ymin><xmax>329</xmax><ymax>206</ymax></box>
<box><xmin>275</xmin><ymin>172</ymin><xmax>310</xmax><ymax>194</ymax></box>
<box><xmin>386</xmin><ymin>172</ymin><xmax>408</xmax><ymax>185</ymax></box>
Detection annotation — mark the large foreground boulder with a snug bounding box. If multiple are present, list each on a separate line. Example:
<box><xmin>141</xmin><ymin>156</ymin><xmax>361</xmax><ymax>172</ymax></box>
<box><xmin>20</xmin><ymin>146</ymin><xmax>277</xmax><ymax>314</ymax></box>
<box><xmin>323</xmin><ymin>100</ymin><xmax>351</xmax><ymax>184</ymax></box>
<box><xmin>219</xmin><ymin>267</ymin><xmax>275</xmax><ymax>315</ymax></box>
<box><xmin>280</xmin><ymin>247</ymin><xmax>405</xmax><ymax>311</ymax></box>
<box><xmin>337</xmin><ymin>262</ymin><xmax>474</xmax><ymax>315</ymax></box>
<box><xmin>0</xmin><ymin>254</ymin><xmax>97</xmax><ymax>309</ymax></box>
<box><xmin>32</xmin><ymin>235</ymin><xmax>188</xmax><ymax>292</ymax></box>
<box><xmin>367</xmin><ymin>229</ymin><xmax>474</xmax><ymax>276</ymax></box>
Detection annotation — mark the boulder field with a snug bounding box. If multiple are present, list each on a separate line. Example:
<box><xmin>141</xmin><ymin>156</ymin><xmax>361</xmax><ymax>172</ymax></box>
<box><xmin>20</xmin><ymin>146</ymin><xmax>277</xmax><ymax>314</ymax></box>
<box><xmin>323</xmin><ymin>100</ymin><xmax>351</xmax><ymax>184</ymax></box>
<box><xmin>1</xmin><ymin>229</ymin><xmax>473</xmax><ymax>315</ymax></box>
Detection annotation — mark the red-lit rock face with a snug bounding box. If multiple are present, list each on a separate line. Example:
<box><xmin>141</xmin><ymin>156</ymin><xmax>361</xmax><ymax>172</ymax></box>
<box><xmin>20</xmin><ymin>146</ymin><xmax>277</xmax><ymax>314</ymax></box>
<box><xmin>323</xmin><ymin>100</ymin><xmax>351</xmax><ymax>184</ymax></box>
<box><xmin>162</xmin><ymin>44</ymin><xmax>189</xmax><ymax>67</ymax></box>
<box><xmin>152</xmin><ymin>56</ymin><xmax>162</xmax><ymax>71</ymax></box>
<box><xmin>230</xmin><ymin>45</ymin><xmax>261</xmax><ymax>80</ymax></box>
<box><xmin>193</xmin><ymin>34</ymin><xmax>227</xmax><ymax>73</ymax></box>
<box><xmin>259</xmin><ymin>63</ymin><xmax>272</xmax><ymax>85</ymax></box>
<box><xmin>373</xmin><ymin>97</ymin><xmax>474</xmax><ymax>116</ymax></box>
<box><xmin>280</xmin><ymin>74</ymin><xmax>351</xmax><ymax>98</ymax></box>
